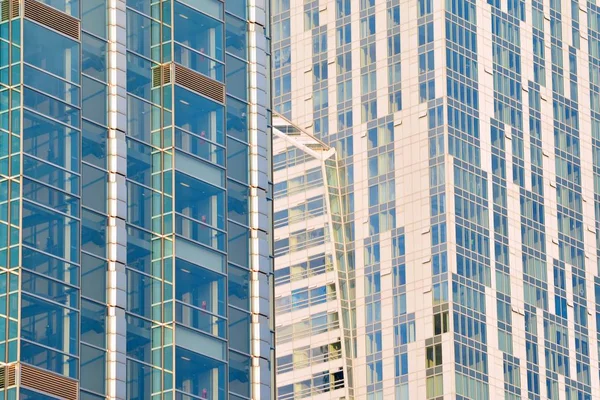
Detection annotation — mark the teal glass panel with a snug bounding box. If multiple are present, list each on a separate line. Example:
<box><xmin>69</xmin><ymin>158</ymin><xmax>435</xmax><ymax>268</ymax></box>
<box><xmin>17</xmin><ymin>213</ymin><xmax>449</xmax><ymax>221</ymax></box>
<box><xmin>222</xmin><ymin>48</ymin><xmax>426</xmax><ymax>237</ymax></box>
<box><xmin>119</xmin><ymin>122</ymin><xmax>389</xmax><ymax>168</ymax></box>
<box><xmin>82</xmin><ymin>33</ymin><xmax>108</xmax><ymax>82</ymax></box>
<box><xmin>127</xmin><ymin>138</ymin><xmax>154</xmax><ymax>187</ymax></box>
<box><xmin>225</xmin><ymin>0</ymin><xmax>246</xmax><ymax>18</ymax></box>
<box><xmin>175</xmin><ymin>171</ymin><xmax>225</xmax><ymax>230</ymax></box>
<box><xmin>22</xmin><ymin>156</ymin><xmax>80</xmax><ymax>195</ymax></box>
<box><xmin>82</xmin><ymin>76</ymin><xmax>108</xmax><ymax>125</ymax></box>
<box><xmin>81</xmin><ymin>253</ymin><xmax>107</xmax><ymax>303</ymax></box>
<box><xmin>126</xmin><ymin>0</ymin><xmax>151</xmax><ymax>15</ymax></box>
<box><xmin>127</xmin><ymin>359</ymin><xmax>152</xmax><ymax>400</ymax></box>
<box><xmin>174</xmin><ymin>128</ymin><xmax>225</xmax><ymax>166</ymax></box>
<box><xmin>227</xmin><ymin>306</ymin><xmax>250</xmax><ymax>353</ymax></box>
<box><xmin>127</xmin><ymin>182</ymin><xmax>158</xmax><ymax>231</ymax></box>
<box><xmin>127</xmin><ymin>52</ymin><xmax>154</xmax><ymax>101</ymax></box>
<box><xmin>126</xmin><ymin>314</ymin><xmax>151</xmax><ymax>362</ymax></box>
<box><xmin>175</xmin><ymin>346</ymin><xmax>226</xmax><ymax>400</ymax></box>
<box><xmin>81</xmin><ymin>299</ymin><xmax>106</xmax><ymax>348</ymax></box>
<box><xmin>82</xmin><ymin>0</ymin><xmax>108</xmax><ymax>39</ymax></box>
<box><xmin>24</xmin><ymin>87</ymin><xmax>80</xmax><ymax>128</ymax></box>
<box><xmin>227</xmin><ymin>264</ymin><xmax>250</xmax><ymax>311</ymax></box>
<box><xmin>81</xmin><ymin>391</ymin><xmax>106</xmax><ymax>400</ymax></box>
<box><xmin>226</xmin><ymin>138</ymin><xmax>249</xmax><ymax>184</ymax></box>
<box><xmin>81</xmin><ymin>209</ymin><xmax>107</xmax><ymax>259</ymax></box>
<box><xmin>21</xmin><ymin>270</ymin><xmax>79</xmax><ymax>309</ymax></box>
<box><xmin>174</xmin><ymin>86</ymin><xmax>224</xmax><ymax>145</ymax></box>
<box><xmin>174</xmin><ymin>302</ymin><xmax>226</xmax><ymax>338</ymax></box>
<box><xmin>175</xmin><ymin>215</ymin><xmax>226</xmax><ymax>251</ymax></box>
<box><xmin>82</xmin><ymin>164</ymin><xmax>108</xmax><ymax>213</ymax></box>
<box><xmin>229</xmin><ymin>351</ymin><xmax>251</xmax><ymax>398</ymax></box>
<box><xmin>21</xmin><ymin>200</ymin><xmax>79</xmax><ymax>263</ymax></box>
<box><xmin>20</xmin><ymin>389</ymin><xmax>61</xmax><ymax>400</ymax></box>
<box><xmin>228</xmin><ymin>222</ymin><xmax>249</xmax><ymax>268</ymax></box>
<box><xmin>128</xmin><ymin>95</ymin><xmax>160</xmax><ymax>145</ymax></box>
<box><xmin>20</xmin><ymin>340</ymin><xmax>78</xmax><ymax>378</ymax></box>
<box><xmin>23</xmin><ymin>64</ymin><xmax>80</xmax><ymax>106</ymax></box>
<box><xmin>22</xmin><ymin>178</ymin><xmax>80</xmax><ymax>218</ymax></box>
<box><xmin>127</xmin><ymin>225</ymin><xmax>153</xmax><ymax>274</ymax></box>
<box><xmin>20</xmin><ymin>294</ymin><xmax>79</xmax><ymax>355</ymax></box>
<box><xmin>21</xmin><ymin>246</ymin><xmax>79</xmax><ymax>286</ymax></box>
<box><xmin>22</xmin><ymin>110</ymin><xmax>80</xmax><ymax>173</ymax></box>
<box><xmin>177</xmin><ymin>0</ymin><xmax>223</xmax><ymax>20</ymax></box>
<box><xmin>126</xmin><ymin>10</ymin><xmax>155</xmax><ymax>59</ymax></box>
<box><xmin>225</xmin><ymin>55</ymin><xmax>247</xmax><ymax>101</ymax></box>
<box><xmin>127</xmin><ymin>269</ymin><xmax>161</xmax><ymax>319</ymax></box>
<box><xmin>23</xmin><ymin>20</ymin><xmax>80</xmax><ymax>83</ymax></box>
<box><xmin>175</xmin><ymin>258</ymin><xmax>225</xmax><ymax>315</ymax></box>
<box><xmin>82</xmin><ymin>120</ymin><xmax>107</xmax><ymax>169</ymax></box>
<box><xmin>80</xmin><ymin>344</ymin><xmax>106</xmax><ymax>395</ymax></box>
<box><xmin>173</xmin><ymin>44</ymin><xmax>224</xmax><ymax>82</ymax></box>
<box><xmin>227</xmin><ymin>180</ymin><xmax>249</xmax><ymax>226</ymax></box>
<box><xmin>225</xmin><ymin>14</ymin><xmax>247</xmax><ymax>60</ymax></box>
<box><xmin>36</xmin><ymin>0</ymin><xmax>80</xmax><ymax>17</ymax></box>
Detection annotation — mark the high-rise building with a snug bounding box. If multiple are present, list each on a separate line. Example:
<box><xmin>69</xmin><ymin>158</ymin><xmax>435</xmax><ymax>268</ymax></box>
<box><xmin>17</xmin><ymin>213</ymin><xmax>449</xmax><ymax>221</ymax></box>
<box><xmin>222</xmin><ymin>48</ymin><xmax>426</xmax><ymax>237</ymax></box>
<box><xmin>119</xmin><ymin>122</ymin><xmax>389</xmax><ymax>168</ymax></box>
<box><xmin>273</xmin><ymin>0</ymin><xmax>600</xmax><ymax>399</ymax></box>
<box><xmin>272</xmin><ymin>115</ymin><xmax>352</xmax><ymax>399</ymax></box>
<box><xmin>0</xmin><ymin>0</ymin><xmax>274</xmax><ymax>399</ymax></box>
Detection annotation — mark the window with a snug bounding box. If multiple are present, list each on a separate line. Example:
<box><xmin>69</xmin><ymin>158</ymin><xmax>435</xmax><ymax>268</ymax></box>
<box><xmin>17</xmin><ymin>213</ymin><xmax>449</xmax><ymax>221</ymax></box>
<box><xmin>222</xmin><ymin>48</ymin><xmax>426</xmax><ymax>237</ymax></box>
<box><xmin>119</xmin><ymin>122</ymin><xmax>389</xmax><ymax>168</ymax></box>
<box><xmin>434</xmin><ymin>311</ymin><xmax>449</xmax><ymax>335</ymax></box>
<box><xmin>388</xmin><ymin>33</ymin><xmax>401</xmax><ymax>56</ymax></box>
<box><xmin>360</xmin><ymin>15</ymin><xmax>375</xmax><ymax>38</ymax></box>
<box><xmin>418</xmin><ymin>22</ymin><xmax>434</xmax><ymax>46</ymax></box>
<box><xmin>419</xmin><ymin>50</ymin><xmax>435</xmax><ymax>74</ymax></box>
<box><xmin>426</xmin><ymin>374</ymin><xmax>443</xmax><ymax>398</ymax></box>
<box><xmin>305</xmin><ymin>7</ymin><xmax>319</xmax><ymax>30</ymax></box>
<box><xmin>395</xmin><ymin>353</ymin><xmax>408</xmax><ymax>376</ymax></box>
<box><xmin>426</xmin><ymin>344</ymin><xmax>443</xmax><ymax>368</ymax></box>
<box><xmin>336</xmin><ymin>23</ymin><xmax>352</xmax><ymax>47</ymax></box>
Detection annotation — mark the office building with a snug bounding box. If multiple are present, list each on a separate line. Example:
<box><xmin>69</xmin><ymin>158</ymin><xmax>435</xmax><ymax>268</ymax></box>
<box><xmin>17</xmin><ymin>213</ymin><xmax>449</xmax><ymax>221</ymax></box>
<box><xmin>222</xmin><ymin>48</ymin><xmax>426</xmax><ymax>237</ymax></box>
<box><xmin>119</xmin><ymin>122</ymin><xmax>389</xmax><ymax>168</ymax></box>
<box><xmin>273</xmin><ymin>115</ymin><xmax>353</xmax><ymax>399</ymax></box>
<box><xmin>0</xmin><ymin>0</ymin><xmax>273</xmax><ymax>399</ymax></box>
<box><xmin>273</xmin><ymin>0</ymin><xmax>600</xmax><ymax>399</ymax></box>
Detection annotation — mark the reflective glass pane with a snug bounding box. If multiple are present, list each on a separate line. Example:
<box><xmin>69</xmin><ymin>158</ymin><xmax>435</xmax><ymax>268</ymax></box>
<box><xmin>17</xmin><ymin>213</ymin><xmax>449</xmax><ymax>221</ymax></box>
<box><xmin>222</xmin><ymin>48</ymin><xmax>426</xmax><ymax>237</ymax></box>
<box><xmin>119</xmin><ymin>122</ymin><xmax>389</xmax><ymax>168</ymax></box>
<box><xmin>228</xmin><ymin>264</ymin><xmax>249</xmax><ymax>311</ymax></box>
<box><xmin>23</xmin><ymin>110</ymin><xmax>80</xmax><ymax>172</ymax></box>
<box><xmin>175</xmin><ymin>86</ymin><xmax>224</xmax><ymax>145</ymax></box>
<box><xmin>81</xmin><ymin>299</ymin><xmax>106</xmax><ymax>348</ymax></box>
<box><xmin>82</xmin><ymin>0</ymin><xmax>108</xmax><ymax>38</ymax></box>
<box><xmin>82</xmin><ymin>164</ymin><xmax>108</xmax><ymax>213</ymax></box>
<box><xmin>175</xmin><ymin>171</ymin><xmax>225</xmax><ymax>230</ymax></box>
<box><xmin>80</xmin><ymin>344</ymin><xmax>106</xmax><ymax>394</ymax></box>
<box><xmin>21</xmin><ymin>200</ymin><xmax>79</xmax><ymax>263</ymax></box>
<box><xmin>83</xmin><ymin>33</ymin><xmax>108</xmax><ymax>82</ymax></box>
<box><xmin>175</xmin><ymin>346</ymin><xmax>226</xmax><ymax>399</ymax></box>
<box><xmin>176</xmin><ymin>258</ymin><xmax>225</xmax><ymax>315</ymax></box>
<box><xmin>225</xmin><ymin>14</ymin><xmax>247</xmax><ymax>60</ymax></box>
<box><xmin>24</xmin><ymin>20</ymin><xmax>80</xmax><ymax>83</ymax></box>
<box><xmin>174</xmin><ymin>1</ymin><xmax>223</xmax><ymax>61</ymax></box>
<box><xmin>20</xmin><ymin>294</ymin><xmax>79</xmax><ymax>355</ymax></box>
<box><xmin>23</xmin><ymin>64</ymin><xmax>80</xmax><ymax>106</ymax></box>
<box><xmin>82</xmin><ymin>120</ymin><xmax>107</xmax><ymax>169</ymax></box>
<box><xmin>82</xmin><ymin>76</ymin><xmax>108</xmax><ymax>125</ymax></box>
<box><xmin>81</xmin><ymin>253</ymin><xmax>107</xmax><ymax>302</ymax></box>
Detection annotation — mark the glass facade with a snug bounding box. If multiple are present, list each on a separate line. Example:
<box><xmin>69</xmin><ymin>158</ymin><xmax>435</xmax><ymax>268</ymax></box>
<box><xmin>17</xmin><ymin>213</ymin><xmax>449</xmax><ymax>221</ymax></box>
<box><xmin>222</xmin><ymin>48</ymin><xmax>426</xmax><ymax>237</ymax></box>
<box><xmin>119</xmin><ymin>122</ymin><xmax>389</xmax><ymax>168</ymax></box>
<box><xmin>272</xmin><ymin>115</ymin><xmax>353</xmax><ymax>399</ymax></box>
<box><xmin>0</xmin><ymin>0</ymin><xmax>274</xmax><ymax>399</ymax></box>
<box><xmin>274</xmin><ymin>0</ymin><xmax>600</xmax><ymax>399</ymax></box>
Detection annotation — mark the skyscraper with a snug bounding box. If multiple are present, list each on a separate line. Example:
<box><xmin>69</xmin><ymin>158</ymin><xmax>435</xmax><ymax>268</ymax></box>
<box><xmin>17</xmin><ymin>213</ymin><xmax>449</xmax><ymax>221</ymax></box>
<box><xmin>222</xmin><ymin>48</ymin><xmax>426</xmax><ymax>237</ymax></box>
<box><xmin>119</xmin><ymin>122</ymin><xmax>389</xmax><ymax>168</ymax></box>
<box><xmin>273</xmin><ymin>0</ymin><xmax>600</xmax><ymax>399</ymax></box>
<box><xmin>273</xmin><ymin>115</ymin><xmax>352</xmax><ymax>399</ymax></box>
<box><xmin>0</xmin><ymin>0</ymin><xmax>274</xmax><ymax>399</ymax></box>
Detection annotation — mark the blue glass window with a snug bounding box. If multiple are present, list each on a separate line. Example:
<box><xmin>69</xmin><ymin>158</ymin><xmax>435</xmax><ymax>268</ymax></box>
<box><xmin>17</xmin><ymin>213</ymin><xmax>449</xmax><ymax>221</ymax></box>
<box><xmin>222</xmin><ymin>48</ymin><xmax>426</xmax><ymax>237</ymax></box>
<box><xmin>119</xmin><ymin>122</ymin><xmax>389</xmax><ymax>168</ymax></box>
<box><xmin>83</xmin><ymin>33</ymin><xmax>108</xmax><ymax>82</ymax></box>
<box><xmin>82</xmin><ymin>0</ymin><xmax>107</xmax><ymax>38</ymax></box>
<box><xmin>176</xmin><ymin>258</ymin><xmax>225</xmax><ymax>315</ymax></box>
<box><xmin>20</xmin><ymin>294</ymin><xmax>79</xmax><ymax>355</ymax></box>
<box><xmin>176</xmin><ymin>346</ymin><xmax>226</xmax><ymax>399</ymax></box>
<box><xmin>175</xmin><ymin>170</ymin><xmax>225</xmax><ymax>230</ymax></box>
<box><xmin>175</xmin><ymin>86</ymin><xmax>224</xmax><ymax>144</ymax></box>
<box><xmin>24</xmin><ymin>20</ymin><xmax>80</xmax><ymax>84</ymax></box>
